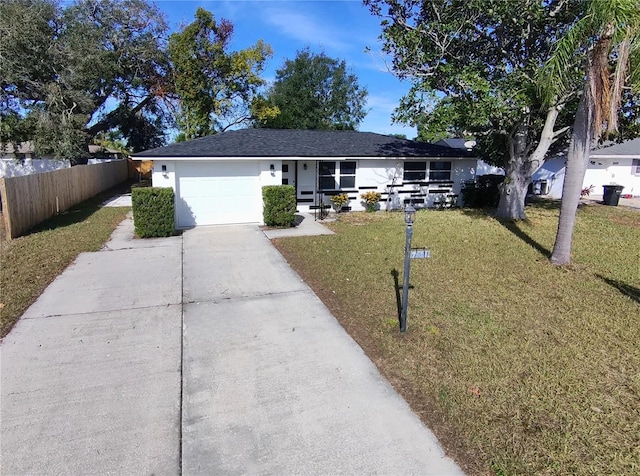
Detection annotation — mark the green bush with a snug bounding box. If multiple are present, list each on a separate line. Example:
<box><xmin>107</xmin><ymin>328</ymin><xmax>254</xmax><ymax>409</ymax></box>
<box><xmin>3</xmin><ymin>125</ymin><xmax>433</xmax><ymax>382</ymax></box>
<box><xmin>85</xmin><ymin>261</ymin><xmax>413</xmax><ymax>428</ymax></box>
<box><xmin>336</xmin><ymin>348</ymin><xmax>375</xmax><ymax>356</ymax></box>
<box><xmin>131</xmin><ymin>187</ymin><xmax>175</xmax><ymax>238</ymax></box>
<box><xmin>262</xmin><ymin>185</ymin><xmax>296</xmax><ymax>227</ymax></box>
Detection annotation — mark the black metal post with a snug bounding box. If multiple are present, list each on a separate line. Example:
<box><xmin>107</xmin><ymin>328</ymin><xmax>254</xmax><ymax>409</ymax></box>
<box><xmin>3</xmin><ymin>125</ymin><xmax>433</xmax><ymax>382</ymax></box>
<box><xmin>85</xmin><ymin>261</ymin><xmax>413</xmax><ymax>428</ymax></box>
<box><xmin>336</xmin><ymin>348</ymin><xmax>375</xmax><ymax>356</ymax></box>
<box><xmin>400</xmin><ymin>222</ymin><xmax>413</xmax><ymax>332</ymax></box>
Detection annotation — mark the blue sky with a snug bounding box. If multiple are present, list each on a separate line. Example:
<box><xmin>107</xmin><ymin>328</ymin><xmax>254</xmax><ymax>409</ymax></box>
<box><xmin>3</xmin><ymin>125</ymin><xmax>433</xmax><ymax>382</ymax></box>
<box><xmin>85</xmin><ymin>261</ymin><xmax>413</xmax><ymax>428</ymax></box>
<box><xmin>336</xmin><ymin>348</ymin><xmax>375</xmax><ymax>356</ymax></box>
<box><xmin>158</xmin><ymin>0</ymin><xmax>416</xmax><ymax>138</ymax></box>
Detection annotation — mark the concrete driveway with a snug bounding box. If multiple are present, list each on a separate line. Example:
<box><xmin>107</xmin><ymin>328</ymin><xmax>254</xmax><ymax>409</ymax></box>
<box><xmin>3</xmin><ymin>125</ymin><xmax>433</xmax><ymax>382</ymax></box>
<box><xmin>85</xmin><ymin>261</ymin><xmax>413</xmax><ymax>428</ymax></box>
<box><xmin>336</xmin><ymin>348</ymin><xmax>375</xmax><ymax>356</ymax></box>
<box><xmin>1</xmin><ymin>216</ymin><xmax>463</xmax><ymax>475</ymax></box>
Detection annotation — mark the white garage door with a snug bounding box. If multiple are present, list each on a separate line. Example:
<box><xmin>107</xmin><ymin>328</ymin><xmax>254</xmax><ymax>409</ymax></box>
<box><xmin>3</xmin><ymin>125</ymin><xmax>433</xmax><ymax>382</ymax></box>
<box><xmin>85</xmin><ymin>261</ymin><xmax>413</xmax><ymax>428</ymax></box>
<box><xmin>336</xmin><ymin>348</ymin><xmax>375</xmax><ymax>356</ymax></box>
<box><xmin>176</xmin><ymin>161</ymin><xmax>261</xmax><ymax>227</ymax></box>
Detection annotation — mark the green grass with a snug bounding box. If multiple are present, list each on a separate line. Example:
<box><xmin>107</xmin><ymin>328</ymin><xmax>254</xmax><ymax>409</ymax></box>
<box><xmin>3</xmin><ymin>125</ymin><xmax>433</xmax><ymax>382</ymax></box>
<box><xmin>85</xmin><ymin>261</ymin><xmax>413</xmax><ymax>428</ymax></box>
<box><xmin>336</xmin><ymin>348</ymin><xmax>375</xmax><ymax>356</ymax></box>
<box><xmin>273</xmin><ymin>202</ymin><xmax>640</xmax><ymax>475</ymax></box>
<box><xmin>0</xmin><ymin>187</ymin><xmax>131</xmax><ymax>338</ymax></box>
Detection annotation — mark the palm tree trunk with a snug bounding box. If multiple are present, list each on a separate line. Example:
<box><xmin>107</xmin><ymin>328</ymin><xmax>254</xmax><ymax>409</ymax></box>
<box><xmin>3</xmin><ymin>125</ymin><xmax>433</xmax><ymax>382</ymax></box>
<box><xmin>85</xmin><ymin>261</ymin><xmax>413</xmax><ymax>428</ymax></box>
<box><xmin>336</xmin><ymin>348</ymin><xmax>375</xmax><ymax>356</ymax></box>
<box><xmin>550</xmin><ymin>87</ymin><xmax>594</xmax><ymax>265</ymax></box>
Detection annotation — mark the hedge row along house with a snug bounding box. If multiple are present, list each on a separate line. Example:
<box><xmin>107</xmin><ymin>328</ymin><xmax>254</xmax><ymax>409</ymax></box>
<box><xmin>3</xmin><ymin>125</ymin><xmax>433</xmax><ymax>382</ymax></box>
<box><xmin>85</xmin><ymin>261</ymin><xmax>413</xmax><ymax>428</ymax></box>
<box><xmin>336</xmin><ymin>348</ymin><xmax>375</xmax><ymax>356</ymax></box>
<box><xmin>132</xmin><ymin>129</ymin><xmax>478</xmax><ymax>227</ymax></box>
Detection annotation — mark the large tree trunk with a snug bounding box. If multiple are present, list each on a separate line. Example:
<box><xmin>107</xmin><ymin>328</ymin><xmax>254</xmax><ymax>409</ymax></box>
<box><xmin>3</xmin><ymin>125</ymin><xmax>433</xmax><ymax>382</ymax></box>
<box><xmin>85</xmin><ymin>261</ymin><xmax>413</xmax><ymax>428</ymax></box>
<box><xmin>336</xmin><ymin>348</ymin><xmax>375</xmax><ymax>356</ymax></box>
<box><xmin>495</xmin><ymin>159</ymin><xmax>531</xmax><ymax>220</ymax></box>
<box><xmin>495</xmin><ymin>106</ymin><xmax>563</xmax><ymax>220</ymax></box>
<box><xmin>550</xmin><ymin>88</ymin><xmax>593</xmax><ymax>265</ymax></box>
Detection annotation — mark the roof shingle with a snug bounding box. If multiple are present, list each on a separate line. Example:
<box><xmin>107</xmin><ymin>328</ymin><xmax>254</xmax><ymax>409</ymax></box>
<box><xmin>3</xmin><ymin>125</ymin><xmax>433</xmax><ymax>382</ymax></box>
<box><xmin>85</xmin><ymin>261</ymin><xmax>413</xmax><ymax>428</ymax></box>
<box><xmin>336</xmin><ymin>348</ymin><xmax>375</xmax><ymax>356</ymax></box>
<box><xmin>132</xmin><ymin>129</ymin><xmax>474</xmax><ymax>158</ymax></box>
<box><xmin>591</xmin><ymin>137</ymin><xmax>640</xmax><ymax>157</ymax></box>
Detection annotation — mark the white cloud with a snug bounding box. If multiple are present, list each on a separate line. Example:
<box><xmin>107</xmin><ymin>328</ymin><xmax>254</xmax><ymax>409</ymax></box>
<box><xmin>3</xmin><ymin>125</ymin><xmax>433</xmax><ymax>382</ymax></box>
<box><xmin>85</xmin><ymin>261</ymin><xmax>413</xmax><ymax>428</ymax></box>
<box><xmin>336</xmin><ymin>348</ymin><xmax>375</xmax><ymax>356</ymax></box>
<box><xmin>263</xmin><ymin>7</ymin><xmax>350</xmax><ymax>52</ymax></box>
<box><xmin>366</xmin><ymin>94</ymin><xmax>400</xmax><ymax>115</ymax></box>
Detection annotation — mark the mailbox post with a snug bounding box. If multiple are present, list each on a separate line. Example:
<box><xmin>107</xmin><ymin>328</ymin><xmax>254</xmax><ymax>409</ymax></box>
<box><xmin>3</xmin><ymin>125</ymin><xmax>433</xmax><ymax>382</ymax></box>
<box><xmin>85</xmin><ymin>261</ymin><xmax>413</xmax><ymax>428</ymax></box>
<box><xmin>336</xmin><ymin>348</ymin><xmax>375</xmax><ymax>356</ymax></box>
<box><xmin>400</xmin><ymin>205</ymin><xmax>416</xmax><ymax>332</ymax></box>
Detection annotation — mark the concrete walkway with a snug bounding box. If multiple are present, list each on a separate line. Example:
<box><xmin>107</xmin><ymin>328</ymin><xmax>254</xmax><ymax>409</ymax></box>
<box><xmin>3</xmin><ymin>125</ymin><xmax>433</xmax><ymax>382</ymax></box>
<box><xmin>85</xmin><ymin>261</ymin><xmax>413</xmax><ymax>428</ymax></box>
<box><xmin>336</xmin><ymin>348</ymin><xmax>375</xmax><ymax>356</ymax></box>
<box><xmin>1</xmin><ymin>216</ymin><xmax>463</xmax><ymax>475</ymax></box>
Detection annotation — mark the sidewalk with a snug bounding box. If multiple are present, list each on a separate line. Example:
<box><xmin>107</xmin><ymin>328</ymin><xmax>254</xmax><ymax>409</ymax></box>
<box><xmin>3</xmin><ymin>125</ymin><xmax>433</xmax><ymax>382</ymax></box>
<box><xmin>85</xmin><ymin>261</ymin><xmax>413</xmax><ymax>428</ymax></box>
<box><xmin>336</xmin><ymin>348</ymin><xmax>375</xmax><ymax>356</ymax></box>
<box><xmin>581</xmin><ymin>194</ymin><xmax>640</xmax><ymax>210</ymax></box>
<box><xmin>1</xmin><ymin>216</ymin><xmax>463</xmax><ymax>475</ymax></box>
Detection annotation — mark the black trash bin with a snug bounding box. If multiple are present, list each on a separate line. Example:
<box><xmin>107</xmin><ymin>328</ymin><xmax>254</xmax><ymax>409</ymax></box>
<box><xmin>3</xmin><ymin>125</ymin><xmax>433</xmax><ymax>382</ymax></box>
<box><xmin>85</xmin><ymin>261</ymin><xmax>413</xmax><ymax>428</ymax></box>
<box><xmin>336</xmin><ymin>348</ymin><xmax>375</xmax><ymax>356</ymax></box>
<box><xmin>602</xmin><ymin>185</ymin><xmax>624</xmax><ymax>206</ymax></box>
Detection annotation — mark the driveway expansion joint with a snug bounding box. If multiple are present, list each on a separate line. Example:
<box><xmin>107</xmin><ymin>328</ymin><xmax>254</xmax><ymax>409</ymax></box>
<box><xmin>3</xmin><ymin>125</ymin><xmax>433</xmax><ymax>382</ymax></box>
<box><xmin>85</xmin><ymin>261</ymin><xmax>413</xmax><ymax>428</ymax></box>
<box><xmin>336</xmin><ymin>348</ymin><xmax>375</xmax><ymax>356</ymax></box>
<box><xmin>183</xmin><ymin>288</ymin><xmax>310</xmax><ymax>306</ymax></box>
<box><xmin>21</xmin><ymin>302</ymin><xmax>183</xmax><ymax>320</ymax></box>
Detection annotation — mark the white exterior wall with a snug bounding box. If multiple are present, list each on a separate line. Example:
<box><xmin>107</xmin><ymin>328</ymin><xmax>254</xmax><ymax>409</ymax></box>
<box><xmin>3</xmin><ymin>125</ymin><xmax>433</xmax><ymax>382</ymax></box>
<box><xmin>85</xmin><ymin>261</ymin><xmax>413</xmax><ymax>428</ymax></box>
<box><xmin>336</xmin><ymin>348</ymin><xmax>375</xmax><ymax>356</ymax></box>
<box><xmin>151</xmin><ymin>158</ymin><xmax>281</xmax><ymax>226</ymax></box>
<box><xmin>583</xmin><ymin>157</ymin><xmax>639</xmax><ymax>196</ymax></box>
<box><xmin>151</xmin><ymin>160</ymin><xmax>177</xmax><ymax>190</ymax></box>
<box><xmin>476</xmin><ymin>160</ymin><xmax>505</xmax><ymax>176</ymax></box>
<box><xmin>292</xmin><ymin>158</ymin><xmax>476</xmax><ymax>212</ymax></box>
<box><xmin>148</xmin><ymin>157</ymin><xmax>478</xmax><ymax>224</ymax></box>
<box><xmin>533</xmin><ymin>156</ymin><xmax>640</xmax><ymax>199</ymax></box>
<box><xmin>0</xmin><ymin>158</ymin><xmax>70</xmax><ymax>178</ymax></box>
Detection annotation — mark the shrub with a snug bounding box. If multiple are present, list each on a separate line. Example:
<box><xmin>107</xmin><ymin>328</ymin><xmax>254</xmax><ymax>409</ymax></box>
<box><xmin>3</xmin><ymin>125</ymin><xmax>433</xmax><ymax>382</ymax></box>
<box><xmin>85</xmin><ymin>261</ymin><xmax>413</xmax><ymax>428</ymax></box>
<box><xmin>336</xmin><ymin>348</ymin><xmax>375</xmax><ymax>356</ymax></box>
<box><xmin>360</xmin><ymin>191</ymin><xmax>382</xmax><ymax>212</ymax></box>
<box><xmin>131</xmin><ymin>187</ymin><xmax>175</xmax><ymax>238</ymax></box>
<box><xmin>329</xmin><ymin>193</ymin><xmax>349</xmax><ymax>211</ymax></box>
<box><xmin>262</xmin><ymin>185</ymin><xmax>296</xmax><ymax>227</ymax></box>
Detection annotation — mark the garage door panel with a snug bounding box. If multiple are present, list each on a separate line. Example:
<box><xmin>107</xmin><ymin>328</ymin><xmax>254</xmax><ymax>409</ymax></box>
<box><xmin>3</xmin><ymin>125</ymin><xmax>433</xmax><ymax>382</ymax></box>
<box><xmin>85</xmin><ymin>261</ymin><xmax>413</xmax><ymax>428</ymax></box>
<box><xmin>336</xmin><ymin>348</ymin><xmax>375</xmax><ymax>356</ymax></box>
<box><xmin>176</xmin><ymin>162</ymin><xmax>261</xmax><ymax>227</ymax></box>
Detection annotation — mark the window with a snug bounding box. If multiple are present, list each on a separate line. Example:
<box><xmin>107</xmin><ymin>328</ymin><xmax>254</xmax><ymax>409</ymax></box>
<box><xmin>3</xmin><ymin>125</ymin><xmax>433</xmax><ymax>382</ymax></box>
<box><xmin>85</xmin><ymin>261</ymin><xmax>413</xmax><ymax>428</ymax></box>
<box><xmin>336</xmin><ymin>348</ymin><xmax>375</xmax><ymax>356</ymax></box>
<box><xmin>319</xmin><ymin>161</ymin><xmax>337</xmax><ymax>190</ymax></box>
<box><xmin>404</xmin><ymin>161</ymin><xmax>427</xmax><ymax>181</ymax></box>
<box><xmin>429</xmin><ymin>161</ymin><xmax>452</xmax><ymax>181</ymax></box>
<box><xmin>319</xmin><ymin>161</ymin><xmax>356</xmax><ymax>190</ymax></box>
<box><xmin>340</xmin><ymin>161</ymin><xmax>356</xmax><ymax>188</ymax></box>
<box><xmin>282</xmin><ymin>164</ymin><xmax>289</xmax><ymax>173</ymax></box>
<box><xmin>633</xmin><ymin>159</ymin><xmax>640</xmax><ymax>176</ymax></box>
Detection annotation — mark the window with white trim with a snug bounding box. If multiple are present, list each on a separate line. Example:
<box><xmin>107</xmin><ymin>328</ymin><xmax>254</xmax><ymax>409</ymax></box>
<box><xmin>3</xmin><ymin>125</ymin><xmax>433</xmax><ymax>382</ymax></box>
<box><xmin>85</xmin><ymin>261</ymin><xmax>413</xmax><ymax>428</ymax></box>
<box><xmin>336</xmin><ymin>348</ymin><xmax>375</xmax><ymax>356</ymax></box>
<box><xmin>633</xmin><ymin>159</ymin><xmax>640</xmax><ymax>176</ymax></box>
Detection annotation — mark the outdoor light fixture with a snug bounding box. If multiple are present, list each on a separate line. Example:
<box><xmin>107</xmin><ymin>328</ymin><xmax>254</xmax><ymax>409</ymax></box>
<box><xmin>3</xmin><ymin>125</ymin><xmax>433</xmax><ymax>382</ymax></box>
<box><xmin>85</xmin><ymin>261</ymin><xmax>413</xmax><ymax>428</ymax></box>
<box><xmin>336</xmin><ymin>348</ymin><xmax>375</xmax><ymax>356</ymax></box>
<box><xmin>400</xmin><ymin>204</ymin><xmax>417</xmax><ymax>332</ymax></box>
<box><xmin>270</xmin><ymin>164</ymin><xmax>275</xmax><ymax>171</ymax></box>
<box><xmin>404</xmin><ymin>204</ymin><xmax>416</xmax><ymax>226</ymax></box>
<box><xmin>303</xmin><ymin>163</ymin><xmax>308</xmax><ymax>170</ymax></box>
<box><xmin>161</xmin><ymin>165</ymin><xmax>167</xmax><ymax>172</ymax></box>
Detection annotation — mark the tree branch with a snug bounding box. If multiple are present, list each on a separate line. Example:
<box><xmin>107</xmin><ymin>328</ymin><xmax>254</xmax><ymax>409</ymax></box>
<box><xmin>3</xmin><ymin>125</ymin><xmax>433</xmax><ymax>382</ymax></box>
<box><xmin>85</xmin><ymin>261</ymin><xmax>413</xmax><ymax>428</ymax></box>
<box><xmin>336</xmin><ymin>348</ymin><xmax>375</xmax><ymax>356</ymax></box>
<box><xmin>86</xmin><ymin>94</ymin><xmax>154</xmax><ymax>137</ymax></box>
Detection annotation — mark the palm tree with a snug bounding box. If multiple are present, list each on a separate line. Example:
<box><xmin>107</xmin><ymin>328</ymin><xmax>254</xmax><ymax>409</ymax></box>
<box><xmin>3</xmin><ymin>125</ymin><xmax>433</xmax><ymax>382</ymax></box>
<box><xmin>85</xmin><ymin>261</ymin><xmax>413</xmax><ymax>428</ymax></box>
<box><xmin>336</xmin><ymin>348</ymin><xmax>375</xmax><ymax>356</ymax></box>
<box><xmin>541</xmin><ymin>0</ymin><xmax>640</xmax><ymax>265</ymax></box>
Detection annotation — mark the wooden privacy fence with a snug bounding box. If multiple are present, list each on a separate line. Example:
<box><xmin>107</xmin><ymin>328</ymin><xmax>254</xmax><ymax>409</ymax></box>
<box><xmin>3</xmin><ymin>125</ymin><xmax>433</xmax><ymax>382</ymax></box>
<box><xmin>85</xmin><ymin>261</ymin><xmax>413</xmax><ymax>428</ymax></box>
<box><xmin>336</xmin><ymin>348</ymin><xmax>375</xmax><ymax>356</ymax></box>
<box><xmin>0</xmin><ymin>160</ymin><xmax>128</xmax><ymax>240</ymax></box>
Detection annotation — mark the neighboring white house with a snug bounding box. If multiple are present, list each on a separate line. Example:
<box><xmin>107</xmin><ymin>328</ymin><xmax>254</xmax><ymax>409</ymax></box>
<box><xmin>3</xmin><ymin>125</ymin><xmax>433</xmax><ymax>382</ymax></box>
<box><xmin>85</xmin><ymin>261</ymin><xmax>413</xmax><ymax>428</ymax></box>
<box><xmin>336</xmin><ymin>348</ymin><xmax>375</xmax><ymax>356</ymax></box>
<box><xmin>0</xmin><ymin>142</ymin><xmax>123</xmax><ymax>178</ymax></box>
<box><xmin>532</xmin><ymin>137</ymin><xmax>640</xmax><ymax>198</ymax></box>
<box><xmin>132</xmin><ymin>129</ymin><xmax>478</xmax><ymax>227</ymax></box>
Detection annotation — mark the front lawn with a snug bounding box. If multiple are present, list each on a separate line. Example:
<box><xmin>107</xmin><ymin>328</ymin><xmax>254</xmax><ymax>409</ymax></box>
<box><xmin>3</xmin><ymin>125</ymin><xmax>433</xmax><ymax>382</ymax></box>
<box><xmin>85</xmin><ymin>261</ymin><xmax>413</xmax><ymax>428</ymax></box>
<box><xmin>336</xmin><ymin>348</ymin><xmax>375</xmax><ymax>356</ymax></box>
<box><xmin>0</xmin><ymin>188</ymin><xmax>130</xmax><ymax>338</ymax></box>
<box><xmin>273</xmin><ymin>202</ymin><xmax>640</xmax><ymax>475</ymax></box>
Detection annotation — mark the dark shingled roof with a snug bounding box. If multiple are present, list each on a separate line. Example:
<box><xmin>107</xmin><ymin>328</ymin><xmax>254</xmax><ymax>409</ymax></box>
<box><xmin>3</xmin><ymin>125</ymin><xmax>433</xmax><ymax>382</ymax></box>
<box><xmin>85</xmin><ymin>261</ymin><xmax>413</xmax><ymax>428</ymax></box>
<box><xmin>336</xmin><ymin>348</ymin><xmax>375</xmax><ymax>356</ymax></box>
<box><xmin>132</xmin><ymin>129</ymin><xmax>474</xmax><ymax>159</ymax></box>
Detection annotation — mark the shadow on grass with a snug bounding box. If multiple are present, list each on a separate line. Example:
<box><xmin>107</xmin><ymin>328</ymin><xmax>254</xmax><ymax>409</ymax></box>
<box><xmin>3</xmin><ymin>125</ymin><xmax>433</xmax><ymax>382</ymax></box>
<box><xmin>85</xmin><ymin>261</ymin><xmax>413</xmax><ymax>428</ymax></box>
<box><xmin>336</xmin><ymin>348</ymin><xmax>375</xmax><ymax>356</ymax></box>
<box><xmin>391</xmin><ymin>269</ymin><xmax>402</xmax><ymax>326</ymax></box>
<box><xmin>497</xmin><ymin>219</ymin><xmax>552</xmax><ymax>257</ymax></box>
<box><xmin>596</xmin><ymin>274</ymin><xmax>640</xmax><ymax>304</ymax></box>
<box><xmin>459</xmin><ymin>199</ymin><xmax>562</xmax><ymax>220</ymax></box>
<box><xmin>26</xmin><ymin>181</ymin><xmax>133</xmax><ymax>236</ymax></box>
<box><xmin>525</xmin><ymin>197</ymin><xmax>562</xmax><ymax>210</ymax></box>
<box><xmin>459</xmin><ymin>207</ymin><xmax>497</xmax><ymax>220</ymax></box>
<box><xmin>459</xmin><ymin>206</ymin><xmax>552</xmax><ymax>257</ymax></box>
<box><xmin>391</xmin><ymin>268</ymin><xmax>415</xmax><ymax>329</ymax></box>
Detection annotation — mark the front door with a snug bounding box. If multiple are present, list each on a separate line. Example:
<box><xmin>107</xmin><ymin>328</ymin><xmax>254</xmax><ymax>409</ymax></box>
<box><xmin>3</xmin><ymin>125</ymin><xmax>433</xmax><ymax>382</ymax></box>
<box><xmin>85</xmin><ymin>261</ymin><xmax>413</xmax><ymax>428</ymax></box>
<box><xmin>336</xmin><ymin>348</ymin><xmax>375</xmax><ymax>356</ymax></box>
<box><xmin>296</xmin><ymin>161</ymin><xmax>316</xmax><ymax>202</ymax></box>
<box><xmin>282</xmin><ymin>161</ymin><xmax>296</xmax><ymax>189</ymax></box>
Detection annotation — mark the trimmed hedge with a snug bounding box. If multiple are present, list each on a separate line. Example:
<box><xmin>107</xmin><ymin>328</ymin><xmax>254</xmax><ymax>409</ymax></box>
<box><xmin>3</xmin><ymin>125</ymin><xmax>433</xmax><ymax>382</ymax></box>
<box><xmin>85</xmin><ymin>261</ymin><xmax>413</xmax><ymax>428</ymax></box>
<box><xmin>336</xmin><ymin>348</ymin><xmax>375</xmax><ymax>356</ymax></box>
<box><xmin>262</xmin><ymin>185</ymin><xmax>296</xmax><ymax>227</ymax></box>
<box><xmin>131</xmin><ymin>187</ymin><xmax>175</xmax><ymax>238</ymax></box>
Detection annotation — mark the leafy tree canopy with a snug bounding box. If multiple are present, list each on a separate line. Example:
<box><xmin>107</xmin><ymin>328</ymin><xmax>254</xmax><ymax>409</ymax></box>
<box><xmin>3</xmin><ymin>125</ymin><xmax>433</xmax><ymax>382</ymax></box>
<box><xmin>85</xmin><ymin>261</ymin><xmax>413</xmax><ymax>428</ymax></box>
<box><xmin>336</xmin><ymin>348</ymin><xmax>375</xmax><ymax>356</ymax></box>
<box><xmin>256</xmin><ymin>48</ymin><xmax>368</xmax><ymax>130</ymax></box>
<box><xmin>365</xmin><ymin>0</ymin><xmax>602</xmax><ymax>219</ymax></box>
<box><xmin>1</xmin><ymin>1</ymin><xmax>276</xmax><ymax>157</ymax></box>
<box><xmin>0</xmin><ymin>0</ymin><xmax>169</xmax><ymax>159</ymax></box>
<box><xmin>168</xmin><ymin>7</ymin><xmax>276</xmax><ymax>140</ymax></box>
<box><xmin>367</xmin><ymin>0</ymin><xmax>583</xmax><ymax>157</ymax></box>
